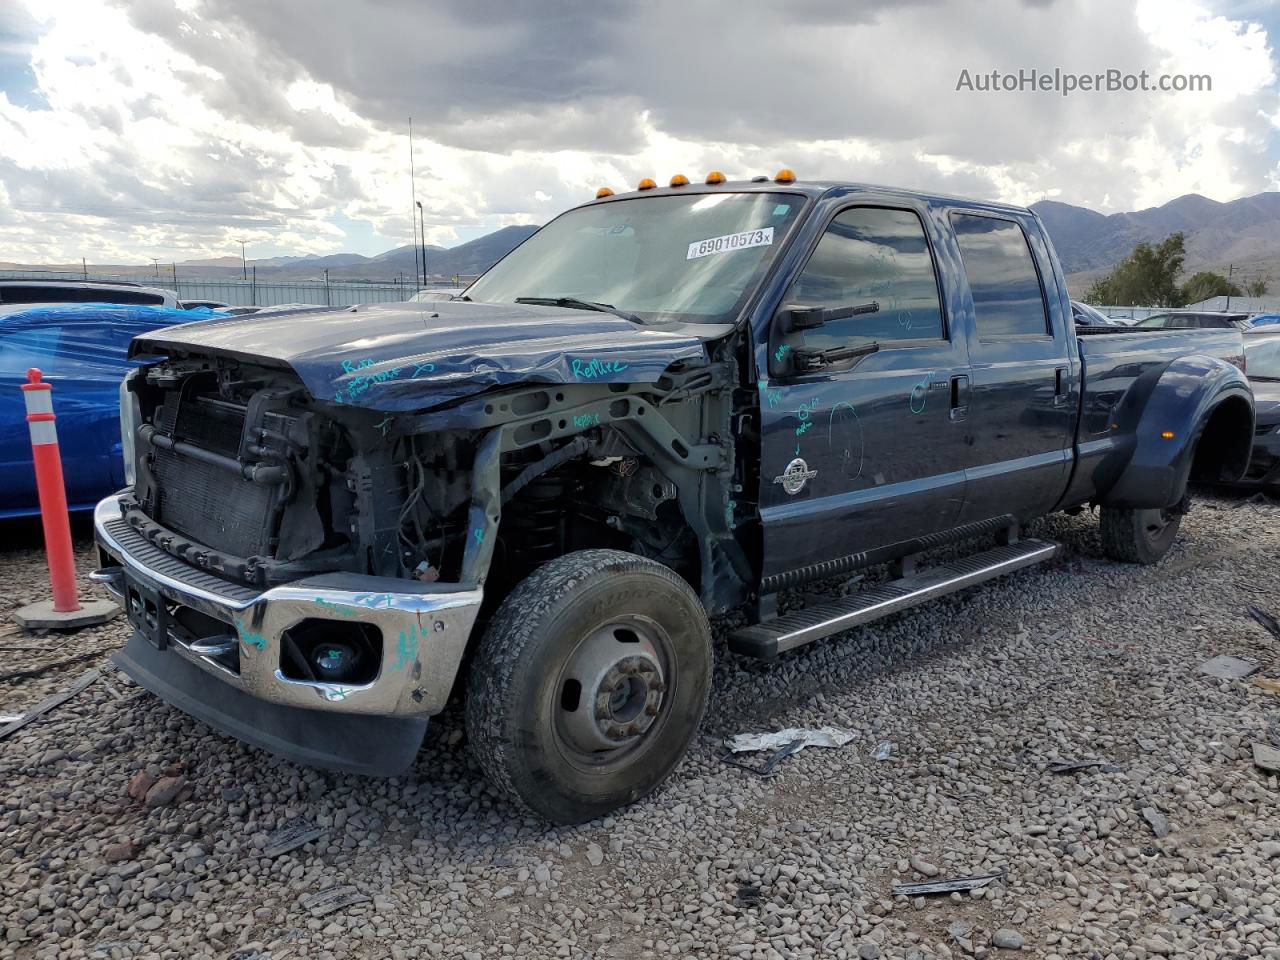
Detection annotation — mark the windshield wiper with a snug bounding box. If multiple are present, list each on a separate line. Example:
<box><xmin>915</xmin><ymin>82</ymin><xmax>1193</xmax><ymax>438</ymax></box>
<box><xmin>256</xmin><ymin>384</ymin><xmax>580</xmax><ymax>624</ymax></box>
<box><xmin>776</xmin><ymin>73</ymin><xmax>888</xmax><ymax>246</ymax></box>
<box><xmin>514</xmin><ymin>296</ymin><xmax>645</xmax><ymax>325</ymax></box>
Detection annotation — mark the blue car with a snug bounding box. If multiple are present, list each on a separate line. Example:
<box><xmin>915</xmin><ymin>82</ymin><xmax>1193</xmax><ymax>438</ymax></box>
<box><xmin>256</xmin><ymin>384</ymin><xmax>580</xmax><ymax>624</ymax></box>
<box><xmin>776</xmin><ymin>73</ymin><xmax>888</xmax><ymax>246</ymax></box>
<box><xmin>1244</xmin><ymin>313</ymin><xmax>1280</xmax><ymax>329</ymax></box>
<box><xmin>0</xmin><ymin>303</ymin><xmax>209</xmax><ymax>519</ymax></box>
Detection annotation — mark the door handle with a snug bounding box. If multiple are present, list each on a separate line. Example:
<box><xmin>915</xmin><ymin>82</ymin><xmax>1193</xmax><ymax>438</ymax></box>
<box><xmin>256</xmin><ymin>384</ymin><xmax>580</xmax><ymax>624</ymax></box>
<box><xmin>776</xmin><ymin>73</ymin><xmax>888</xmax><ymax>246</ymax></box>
<box><xmin>950</xmin><ymin>374</ymin><xmax>969</xmax><ymax>421</ymax></box>
<box><xmin>1053</xmin><ymin>367</ymin><xmax>1069</xmax><ymax>405</ymax></box>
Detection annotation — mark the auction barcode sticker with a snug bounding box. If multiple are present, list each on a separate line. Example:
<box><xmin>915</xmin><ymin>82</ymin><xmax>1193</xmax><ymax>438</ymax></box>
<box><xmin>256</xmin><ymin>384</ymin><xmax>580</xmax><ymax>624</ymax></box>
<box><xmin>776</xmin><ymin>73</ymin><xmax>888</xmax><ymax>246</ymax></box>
<box><xmin>686</xmin><ymin>227</ymin><xmax>774</xmax><ymax>260</ymax></box>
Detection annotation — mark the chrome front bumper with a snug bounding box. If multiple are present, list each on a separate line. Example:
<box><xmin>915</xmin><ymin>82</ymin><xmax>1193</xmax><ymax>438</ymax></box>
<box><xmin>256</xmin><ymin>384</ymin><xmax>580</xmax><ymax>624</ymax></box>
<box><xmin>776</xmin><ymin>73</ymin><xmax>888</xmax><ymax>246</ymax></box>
<box><xmin>92</xmin><ymin>495</ymin><xmax>483</xmax><ymax>718</ymax></box>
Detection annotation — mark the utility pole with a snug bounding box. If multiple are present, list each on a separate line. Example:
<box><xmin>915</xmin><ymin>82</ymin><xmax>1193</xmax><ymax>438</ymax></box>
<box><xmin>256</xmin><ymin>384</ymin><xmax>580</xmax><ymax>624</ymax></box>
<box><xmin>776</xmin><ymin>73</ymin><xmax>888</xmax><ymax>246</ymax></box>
<box><xmin>81</xmin><ymin>257</ymin><xmax>87</xmax><ymax>280</ymax></box>
<box><xmin>409</xmin><ymin>118</ymin><xmax>421</xmax><ymax>290</ymax></box>
<box><xmin>417</xmin><ymin>200</ymin><xmax>427</xmax><ymax>285</ymax></box>
<box><xmin>1226</xmin><ymin>263</ymin><xmax>1234</xmax><ymax>311</ymax></box>
<box><xmin>150</xmin><ymin>257</ymin><xmax>160</xmax><ymax>278</ymax></box>
<box><xmin>235</xmin><ymin>239</ymin><xmax>250</xmax><ymax>281</ymax></box>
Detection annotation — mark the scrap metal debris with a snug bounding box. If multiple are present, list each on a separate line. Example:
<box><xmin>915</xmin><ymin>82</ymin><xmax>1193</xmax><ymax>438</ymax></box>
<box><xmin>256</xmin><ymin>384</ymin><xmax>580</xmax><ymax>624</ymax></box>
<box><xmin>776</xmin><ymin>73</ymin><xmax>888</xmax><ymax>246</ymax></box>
<box><xmin>720</xmin><ymin>726</ymin><xmax>855</xmax><ymax>777</ymax></box>
<box><xmin>1254</xmin><ymin>742</ymin><xmax>1280</xmax><ymax>774</ymax></box>
<box><xmin>1047</xmin><ymin>760</ymin><xmax>1121</xmax><ymax>775</ymax></box>
<box><xmin>264</xmin><ymin>820</ymin><xmax>326</xmax><ymax>858</ymax></box>
<box><xmin>720</xmin><ymin>739</ymin><xmax>804</xmax><ymax>777</ymax></box>
<box><xmin>871</xmin><ymin>741</ymin><xmax>893</xmax><ymax>761</ymax></box>
<box><xmin>0</xmin><ymin>668</ymin><xmax>100</xmax><ymax>741</ymax></box>
<box><xmin>725</xmin><ymin>726</ymin><xmax>856</xmax><ymax>754</ymax></box>
<box><xmin>299</xmin><ymin>884</ymin><xmax>370</xmax><ymax>918</ymax></box>
<box><xmin>1246</xmin><ymin>603</ymin><xmax>1280</xmax><ymax>642</ymax></box>
<box><xmin>1199</xmin><ymin>655</ymin><xmax>1260</xmax><ymax>680</ymax></box>
<box><xmin>0</xmin><ymin>649</ymin><xmax>104</xmax><ymax>684</ymax></box>
<box><xmin>891</xmin><ymin>871</ymin><xmax>1005</xmax><ymax>897</ymax></box>
<box><xmin>734</xmin><ymin>884</ymin><xmax>762</xmax><ymax>906</ymax></box>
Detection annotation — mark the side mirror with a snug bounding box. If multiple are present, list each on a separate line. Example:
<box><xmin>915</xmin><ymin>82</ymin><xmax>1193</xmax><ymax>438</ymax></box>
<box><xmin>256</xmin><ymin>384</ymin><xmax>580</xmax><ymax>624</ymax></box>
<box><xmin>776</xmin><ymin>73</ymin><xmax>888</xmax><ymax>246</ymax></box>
<box><xmin>778</xmin><ymin>304</ymin><xmax>827</xmax><ymax>332</ymax></box>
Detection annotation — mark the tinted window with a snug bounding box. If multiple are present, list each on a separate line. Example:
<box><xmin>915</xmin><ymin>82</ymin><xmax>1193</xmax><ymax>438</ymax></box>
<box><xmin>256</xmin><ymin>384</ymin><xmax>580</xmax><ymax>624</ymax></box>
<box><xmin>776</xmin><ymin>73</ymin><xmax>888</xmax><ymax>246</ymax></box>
<box><xmin>0</xmin><ymin>285</ymin><xmax>165</xmax><ymax>306</ymax></box>
<box><xmin>951</xmin><ymin>214</ymin><xmax>1049</xmax><ymax>338</ymax></box>
<box><xmin>786</xmin><ymin>207</ymin><xmax>944</xmax><ymax>351</ymax></box>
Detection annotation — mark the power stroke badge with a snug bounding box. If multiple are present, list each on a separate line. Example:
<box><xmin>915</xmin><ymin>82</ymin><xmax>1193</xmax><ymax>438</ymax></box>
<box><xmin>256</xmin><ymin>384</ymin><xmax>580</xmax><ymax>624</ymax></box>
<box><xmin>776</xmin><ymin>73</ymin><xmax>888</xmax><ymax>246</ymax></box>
<box><xmin>773</xmin><ymin>458</ymin><xmax>817</xmax><ymax>495</ymax></box>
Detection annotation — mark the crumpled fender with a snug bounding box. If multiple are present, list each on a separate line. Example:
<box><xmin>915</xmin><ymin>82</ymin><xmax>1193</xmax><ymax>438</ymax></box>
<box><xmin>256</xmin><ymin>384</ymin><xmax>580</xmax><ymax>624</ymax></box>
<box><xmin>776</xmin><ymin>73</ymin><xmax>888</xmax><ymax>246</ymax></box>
<box><xmin>1102</xmin><ymin>354</ymin><xmax>1253</xmax><ymax>509</ymax></box>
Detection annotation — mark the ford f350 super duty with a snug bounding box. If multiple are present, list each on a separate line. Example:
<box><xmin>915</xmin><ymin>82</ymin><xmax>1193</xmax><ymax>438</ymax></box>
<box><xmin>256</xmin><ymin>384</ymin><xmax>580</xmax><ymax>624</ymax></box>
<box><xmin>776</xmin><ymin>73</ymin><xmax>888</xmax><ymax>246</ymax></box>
<box><xmin>93</xmin><ymin>172</ymin><xmax>1254</xmax><ymax>823</ymax></box>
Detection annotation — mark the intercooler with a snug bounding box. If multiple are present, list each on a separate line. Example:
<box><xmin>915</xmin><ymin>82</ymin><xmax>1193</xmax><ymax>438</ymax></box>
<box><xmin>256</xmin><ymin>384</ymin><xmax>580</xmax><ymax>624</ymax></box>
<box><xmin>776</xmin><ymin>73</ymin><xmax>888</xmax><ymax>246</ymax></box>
<box><xmin>149</xmin><ymin>393</ymin><xmax>280</xmax><ymax>559</ymax></box>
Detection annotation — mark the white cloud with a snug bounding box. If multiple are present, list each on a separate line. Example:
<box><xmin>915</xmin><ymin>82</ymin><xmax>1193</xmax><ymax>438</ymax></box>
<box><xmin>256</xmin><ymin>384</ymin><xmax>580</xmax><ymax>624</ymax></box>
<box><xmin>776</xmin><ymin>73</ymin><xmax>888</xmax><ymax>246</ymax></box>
<box><xmin>0</xmin><ymin>0</ymin><xmax>1276</xmax><ymax>264</ymax></box>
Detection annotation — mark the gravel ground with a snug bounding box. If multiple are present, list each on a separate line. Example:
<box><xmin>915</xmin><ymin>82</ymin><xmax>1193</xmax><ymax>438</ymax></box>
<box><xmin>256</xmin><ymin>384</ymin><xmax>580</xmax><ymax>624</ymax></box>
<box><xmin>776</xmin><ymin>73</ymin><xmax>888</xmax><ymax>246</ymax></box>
<box><xmin>2</xmin><ymin>496</ymin><xmax>1279</xmax><ymax>960</ymax></box>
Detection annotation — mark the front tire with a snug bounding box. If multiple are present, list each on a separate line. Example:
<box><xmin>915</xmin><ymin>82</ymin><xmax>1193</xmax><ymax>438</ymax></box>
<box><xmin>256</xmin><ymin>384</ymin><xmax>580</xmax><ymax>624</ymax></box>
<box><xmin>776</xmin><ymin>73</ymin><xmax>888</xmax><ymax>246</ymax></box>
<box><xmin>465</xmin><ymin>549</ymin><xmax>712</xmax><ymax>824</ymax></box>
<box><xmin>1099</xmin><ymin>504</ymin><xmax>1183</xmax><ymax>564</ymax></box>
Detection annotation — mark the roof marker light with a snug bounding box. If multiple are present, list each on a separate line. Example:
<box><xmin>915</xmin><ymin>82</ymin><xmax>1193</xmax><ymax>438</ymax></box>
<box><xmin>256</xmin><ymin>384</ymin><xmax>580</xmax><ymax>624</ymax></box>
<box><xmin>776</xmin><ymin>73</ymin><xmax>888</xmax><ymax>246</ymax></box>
<box><xmin>774</xmin><ymin>168</ymin><xmax>797</xmax><ymax>183</ymax></box>
<box><xmin>1161</xmin><ymin>431</ymin><xmax>1176</xmax><ymax>439</ymax></box>
<box><xmin>595</xmin><ymin>187</ymin><xmax>614</xmax><ymax>198</ymax></box>
<box><xmin>705</xmin><ymin>171</ymin><xmax>726</xmax><ymax>184</ymax></box>
<box><xmin>637</xmin><ymin>178</ymin><xmax>657</xmax><ymax>191</ymax></box>
<box><xmin>669</xmin><ymin>174</ymin><xmax>689</xmax><ymax>187</ymax></box>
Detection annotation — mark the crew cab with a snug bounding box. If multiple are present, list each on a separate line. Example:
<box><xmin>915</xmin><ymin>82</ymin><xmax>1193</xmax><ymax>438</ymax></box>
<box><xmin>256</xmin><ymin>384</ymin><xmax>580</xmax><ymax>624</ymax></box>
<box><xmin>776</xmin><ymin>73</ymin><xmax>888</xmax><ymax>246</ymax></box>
<box><xmin>93</xmin><ymin>173</ymin><xmax>1254</xmax><ymax>823</ymax></box>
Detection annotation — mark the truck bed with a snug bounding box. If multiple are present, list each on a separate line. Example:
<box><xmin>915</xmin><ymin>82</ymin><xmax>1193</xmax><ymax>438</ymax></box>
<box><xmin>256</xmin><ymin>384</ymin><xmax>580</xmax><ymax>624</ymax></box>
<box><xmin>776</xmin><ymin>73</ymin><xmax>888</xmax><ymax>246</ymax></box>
<box><xmin>1060</xmin><ymin>326</ymin><xmax>1247</xmax><ymax>508</ymax></box>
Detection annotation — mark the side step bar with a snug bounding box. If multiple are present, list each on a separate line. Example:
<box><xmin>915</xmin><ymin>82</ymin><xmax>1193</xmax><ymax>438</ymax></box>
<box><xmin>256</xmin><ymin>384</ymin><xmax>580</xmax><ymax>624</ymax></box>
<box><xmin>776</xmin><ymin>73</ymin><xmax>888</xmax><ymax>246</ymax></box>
<box><xmin>730</xmin><ymin>539</ymin><xmax>1059</xmax><ymax>659</ymax></box>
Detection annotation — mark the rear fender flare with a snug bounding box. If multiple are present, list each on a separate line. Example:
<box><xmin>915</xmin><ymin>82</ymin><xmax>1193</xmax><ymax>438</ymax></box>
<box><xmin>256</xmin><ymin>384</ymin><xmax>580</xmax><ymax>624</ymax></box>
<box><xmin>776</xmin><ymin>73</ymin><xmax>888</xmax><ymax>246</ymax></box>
<box><xmin>1101</xmin><ymin>355</ymin><xmax>1252</xmax><ymax>509</ymax></box>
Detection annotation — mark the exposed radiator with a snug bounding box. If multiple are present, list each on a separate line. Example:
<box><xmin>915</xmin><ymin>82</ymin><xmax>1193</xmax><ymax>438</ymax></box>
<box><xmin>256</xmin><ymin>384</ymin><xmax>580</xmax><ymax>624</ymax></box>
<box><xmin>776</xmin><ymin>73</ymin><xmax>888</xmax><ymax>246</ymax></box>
<box><xmin>150</xmin><ymin>394</ymin><xmax>279</xmax><ymax>558</ymax></box>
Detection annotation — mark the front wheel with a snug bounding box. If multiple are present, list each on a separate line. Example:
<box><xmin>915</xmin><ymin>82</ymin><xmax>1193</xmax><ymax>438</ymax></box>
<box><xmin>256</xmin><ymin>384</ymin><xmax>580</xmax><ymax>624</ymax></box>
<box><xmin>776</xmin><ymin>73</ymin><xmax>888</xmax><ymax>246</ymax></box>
<box><xmin>465</xmin><ymin>549</ymin><xmax>712</xmax><ymax>824</ymax></box>
<box><xmin>1099</xmin><ymin>503</ymin><xmax>1183</xmax><ymax>564</ymax></box>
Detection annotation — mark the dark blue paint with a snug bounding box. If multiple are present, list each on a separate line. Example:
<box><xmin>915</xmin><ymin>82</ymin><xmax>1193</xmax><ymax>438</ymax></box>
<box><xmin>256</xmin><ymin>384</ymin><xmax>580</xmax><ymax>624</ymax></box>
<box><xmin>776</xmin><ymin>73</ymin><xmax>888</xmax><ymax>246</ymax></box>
<box><xmin>133</xmin><ymin>299</ymin><xmax>718</xmax><ymax>413</ymax></box>
<box><xmin>739</xmin><ymin>182</ymin><xmax>1252</xmax><ymax>577</ymax></box>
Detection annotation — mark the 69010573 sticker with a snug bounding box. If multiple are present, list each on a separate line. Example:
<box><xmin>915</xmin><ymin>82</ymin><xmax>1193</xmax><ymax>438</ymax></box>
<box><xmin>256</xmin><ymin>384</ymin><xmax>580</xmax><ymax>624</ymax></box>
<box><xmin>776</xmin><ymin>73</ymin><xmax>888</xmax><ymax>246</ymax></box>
<box><xmin>686</xmin><ymin>227</ymin><xmax>773</xmax><ymax>260</ymax></box>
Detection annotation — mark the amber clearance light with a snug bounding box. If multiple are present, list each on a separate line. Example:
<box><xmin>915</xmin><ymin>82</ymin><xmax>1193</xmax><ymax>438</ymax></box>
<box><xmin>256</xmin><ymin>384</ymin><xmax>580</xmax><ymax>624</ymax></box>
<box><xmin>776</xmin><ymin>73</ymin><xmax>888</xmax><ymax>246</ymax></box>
<box><xmin>774</xmin><ymin>168</ymin><xmax>796</xmax><ymax>183</ymax></box>
<box><xmin>595</xmin><ymin>187</ymin><xmax>614</xmax><ymax>198</ymax></box>
<box><xmin>705</xmin><ymin>170</ymin><xmax>726</xmax><ymax>184</ymax></box>
<box><xmin>669</xmin><ymin>174</ymin><xmax>689</xmax><ymax>187</ymax></box>
<box><xmin>637</xmin><ymin>178</ymin><xmax>657</xmax><ymax>191</ymax></box>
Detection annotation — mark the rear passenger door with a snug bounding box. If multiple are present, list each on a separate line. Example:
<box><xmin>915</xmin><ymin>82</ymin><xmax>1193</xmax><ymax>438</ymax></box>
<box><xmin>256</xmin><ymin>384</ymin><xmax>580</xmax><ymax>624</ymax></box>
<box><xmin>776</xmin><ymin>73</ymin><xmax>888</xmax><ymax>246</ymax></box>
<box><xmin>950</xmin><ymin>213</ymin><xmax>1077</xmax><ymax>525</ymax></box>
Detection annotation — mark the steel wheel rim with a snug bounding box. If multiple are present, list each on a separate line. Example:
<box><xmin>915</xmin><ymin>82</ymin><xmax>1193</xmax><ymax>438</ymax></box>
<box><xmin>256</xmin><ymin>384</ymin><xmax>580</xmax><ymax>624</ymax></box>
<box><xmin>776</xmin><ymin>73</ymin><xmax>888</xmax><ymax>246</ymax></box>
<box><xmin>552</xmin><ymin>615</ymin><xmax>674</xmax><ymax>772</ymax></box>
<box><xmin>1142</xmin><ymin>508</ymin><xmax>1174</xmax><ymax>541</ymax></box>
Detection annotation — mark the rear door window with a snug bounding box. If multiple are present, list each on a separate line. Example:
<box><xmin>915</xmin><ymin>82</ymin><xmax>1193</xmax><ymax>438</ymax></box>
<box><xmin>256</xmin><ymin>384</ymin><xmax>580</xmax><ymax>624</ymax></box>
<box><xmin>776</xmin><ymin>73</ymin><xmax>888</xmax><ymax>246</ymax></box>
<box><xmin>0</xmin><ymin>285</ymin><xmax>166</xmax><ymax>306</ymax></box>
<box><xmin>951</xmin><ymin>214</ymin><xmax>1050</xmax><ymax>338</ymax></box>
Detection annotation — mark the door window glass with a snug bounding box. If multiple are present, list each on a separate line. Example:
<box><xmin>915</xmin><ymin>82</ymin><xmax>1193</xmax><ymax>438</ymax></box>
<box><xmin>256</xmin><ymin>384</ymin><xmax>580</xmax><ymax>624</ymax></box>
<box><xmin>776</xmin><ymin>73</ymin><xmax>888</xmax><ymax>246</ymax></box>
<box><xmin>785</xmin><ymin>207</ymin><xmax>944</xmax><ymax>352</ymax></box>
<box><xmin>951</xmin><ymin>214</ymin><xmax>1050</xmax><ymax>338</ymax></box>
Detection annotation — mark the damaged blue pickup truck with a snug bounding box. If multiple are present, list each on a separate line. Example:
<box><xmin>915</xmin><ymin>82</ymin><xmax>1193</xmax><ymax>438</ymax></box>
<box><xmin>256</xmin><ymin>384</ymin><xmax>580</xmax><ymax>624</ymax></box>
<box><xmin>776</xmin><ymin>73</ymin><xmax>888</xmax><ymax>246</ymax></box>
<box><xmin>94</xmin><ymin>173</ymin><xmax>1254</xmax><ymax>823</ymax></box>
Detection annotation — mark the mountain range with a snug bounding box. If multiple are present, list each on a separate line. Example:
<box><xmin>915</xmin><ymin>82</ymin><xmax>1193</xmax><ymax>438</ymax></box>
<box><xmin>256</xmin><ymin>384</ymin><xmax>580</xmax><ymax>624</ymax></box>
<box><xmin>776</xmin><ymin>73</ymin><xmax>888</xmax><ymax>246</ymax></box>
<box><xmin>0</xmin><ymin>224</ymin><xmax>541</xmax><ymax>284</ymax></box>
<box><xmin>5</xmin><ymin>191</ymin><xmax>1278</xmax><ymax>294</ymax></box>
<box><xmin>1030</xmin><ymin>192</ymin><xmax>1280</xmax><ymax>292</ymax></box>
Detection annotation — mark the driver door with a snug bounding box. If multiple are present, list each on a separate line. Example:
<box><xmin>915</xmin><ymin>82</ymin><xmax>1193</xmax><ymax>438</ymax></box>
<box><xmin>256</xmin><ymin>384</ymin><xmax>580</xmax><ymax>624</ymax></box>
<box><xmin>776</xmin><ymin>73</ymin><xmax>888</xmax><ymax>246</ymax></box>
<box><xmin>757</xmin><ymin>203</ymin><xmax>972</xmax><ymax>582</ymax></box>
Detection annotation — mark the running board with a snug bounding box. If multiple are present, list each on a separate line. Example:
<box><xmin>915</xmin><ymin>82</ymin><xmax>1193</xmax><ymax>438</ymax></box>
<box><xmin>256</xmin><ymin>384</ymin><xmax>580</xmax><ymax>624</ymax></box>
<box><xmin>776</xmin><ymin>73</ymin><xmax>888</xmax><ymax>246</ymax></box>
<box><xmin>730</xmin><ymin>539</ymin><xmax>1060</xmax><ymax>659</ymax></box>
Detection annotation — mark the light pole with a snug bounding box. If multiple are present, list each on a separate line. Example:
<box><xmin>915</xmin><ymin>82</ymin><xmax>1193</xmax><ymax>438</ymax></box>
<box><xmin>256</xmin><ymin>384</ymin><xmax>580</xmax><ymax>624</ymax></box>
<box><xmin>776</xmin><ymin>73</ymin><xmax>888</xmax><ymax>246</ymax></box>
<box><xmin>150</xmin><ymin>257</ymin><xmax>160</xmax><ymax>278</ymax></box>
<box><xmin>416</xmin><ymin>201</ymin><xmax>427</xmax><ymax>286</ymax></box>
<box><xmin>235</xmin><ymin>239</ymin><xmax>250</xmax><ymax>281</ymax></box>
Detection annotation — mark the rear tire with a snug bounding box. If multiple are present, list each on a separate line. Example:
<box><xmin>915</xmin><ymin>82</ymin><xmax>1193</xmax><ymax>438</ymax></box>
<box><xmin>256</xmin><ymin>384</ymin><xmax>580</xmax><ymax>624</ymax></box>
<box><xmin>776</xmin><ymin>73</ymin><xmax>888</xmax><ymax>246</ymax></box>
<box><xmin>465</xmin><ymin>548</ymin><xmax>712</xmax><ymax>824</ymax></box>
<box><xmin>1100</xmin><ymin>504</ymin><xmax>1182</xmax><ymax>564</ymax></box>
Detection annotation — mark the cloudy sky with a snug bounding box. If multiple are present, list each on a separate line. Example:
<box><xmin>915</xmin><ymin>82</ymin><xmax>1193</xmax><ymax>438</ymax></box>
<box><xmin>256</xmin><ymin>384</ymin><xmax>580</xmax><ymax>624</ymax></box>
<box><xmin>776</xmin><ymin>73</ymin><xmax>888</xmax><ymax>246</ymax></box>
<box><xmin>1</xmin><ymin>0</ymin><xmax>1277</xmax><ymax>265</ymax></box>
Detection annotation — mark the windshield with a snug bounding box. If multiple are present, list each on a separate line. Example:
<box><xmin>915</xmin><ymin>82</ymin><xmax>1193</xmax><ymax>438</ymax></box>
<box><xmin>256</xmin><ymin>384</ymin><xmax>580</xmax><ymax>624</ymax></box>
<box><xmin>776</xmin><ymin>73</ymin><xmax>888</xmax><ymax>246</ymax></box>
<box><xmin>1247</xmin><ymin>336</ymin><xmax>1280</xmax><ymax>379</ymax></box>
<box><xmin>465</xmin><ymin>192</ymin><xmax>804</xmax><ymax>324</ymax></box>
